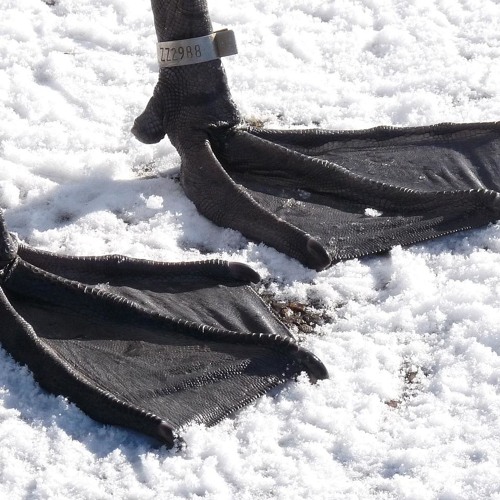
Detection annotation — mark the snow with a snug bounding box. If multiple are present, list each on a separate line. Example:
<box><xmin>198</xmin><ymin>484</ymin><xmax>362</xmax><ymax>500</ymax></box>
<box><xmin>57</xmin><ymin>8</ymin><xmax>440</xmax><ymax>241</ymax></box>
<box><xmin>1</xmin><ymin>0</ymin><xmax>500</xmax><ymax>498</ymax></box>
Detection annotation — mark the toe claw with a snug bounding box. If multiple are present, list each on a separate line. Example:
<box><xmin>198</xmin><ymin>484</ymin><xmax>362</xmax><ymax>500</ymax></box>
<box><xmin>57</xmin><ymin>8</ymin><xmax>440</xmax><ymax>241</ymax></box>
<box><xmin>306</xmin><ymin>238</ymin><xmax>331</xmax><ymax>271</ymax></box>
<box><xmin>300</xmin><ymin>350</ymin><xmax>329</xmax><ymax>383</ymax></box>
<box><xmin>228</xmin><ymin>262</ymin><xmax>261</xmax><ymax>283</ymax></box>
<box><xmin>156</xmin><ymin>421</ymin><xmax>175</xmax><ymax>448</ymax></box>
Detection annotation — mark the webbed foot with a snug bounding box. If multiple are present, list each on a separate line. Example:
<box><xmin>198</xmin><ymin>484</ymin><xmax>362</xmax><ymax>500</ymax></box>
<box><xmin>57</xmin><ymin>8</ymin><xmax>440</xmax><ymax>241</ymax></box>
<box><xmin>1</xmin><ymin>211</ymin><xmax>328</xmax><ymax>446</ymax></box>
<box><xmin>133</xmin><ymin>1</ymin><xmax>500</xmax><ymax>270</ymax></box>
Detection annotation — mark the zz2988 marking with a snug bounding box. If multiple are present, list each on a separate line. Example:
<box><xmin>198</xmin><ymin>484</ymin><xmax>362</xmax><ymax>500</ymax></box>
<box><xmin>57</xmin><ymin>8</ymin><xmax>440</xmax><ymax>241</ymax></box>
<box><xmin>159</xmin><ymin>44</ymin><xmax>202</xmax><ymax>63</ymax></box>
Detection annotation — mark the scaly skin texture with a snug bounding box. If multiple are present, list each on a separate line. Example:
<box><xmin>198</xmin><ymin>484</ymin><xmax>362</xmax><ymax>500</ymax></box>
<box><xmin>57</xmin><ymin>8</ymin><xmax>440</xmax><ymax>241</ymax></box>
<box><xmin>132</xmin><ymin>0</ymin><xmax>240</xmax><ymax>149</ymax></box>
<box><xmin>133</xmin><ymin>1</ymin><xmax>500</xmax><ymax>271</ymax></box>
<box><xmin>0</xmin><ymin>208</ymin><xmax>328</xmax><ymax>447</ymax></box>
<box><xmin>1</xmin><ymin>2</ymin><xmax>332</xmax><ymax>441</ymax></box>
<box><xmin>132</xmin><ymin>0</ymin><xmax>331</xmax><ymax>270</ymax></box>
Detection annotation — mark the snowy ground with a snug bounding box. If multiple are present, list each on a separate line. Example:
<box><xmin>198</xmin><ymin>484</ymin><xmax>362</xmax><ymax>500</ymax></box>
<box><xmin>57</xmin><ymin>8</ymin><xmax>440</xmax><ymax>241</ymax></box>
<box><xmin>1</xmin><ymin>0</ymin><xmax>500</xmax><ymax>498</ymax></box>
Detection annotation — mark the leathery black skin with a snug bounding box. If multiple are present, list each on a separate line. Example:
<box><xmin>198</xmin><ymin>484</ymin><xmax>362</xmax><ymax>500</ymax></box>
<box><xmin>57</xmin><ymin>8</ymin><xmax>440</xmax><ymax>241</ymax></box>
<box><xmin>132</xmin><ymin>0</ymin><xmax>500</xmax><ymax>271</ymax></box>
<box><xmin>2</xmin><ymin>0</ymin><xmax>499</xmax><ymax>449</ymax></box>
<box><xmin>0</xmin><ymin>209</ymin><xmax>328</xmax><ymax>447</ymax></box>
<box><xmin>132</xmin><ymin>0</ymin><xmax>331</xmax><ymax>270</ymax></box>
<box><xmin>0</xmin><ymin>3</ymin><xmax>329</xmax><ymax>444</ymax></box>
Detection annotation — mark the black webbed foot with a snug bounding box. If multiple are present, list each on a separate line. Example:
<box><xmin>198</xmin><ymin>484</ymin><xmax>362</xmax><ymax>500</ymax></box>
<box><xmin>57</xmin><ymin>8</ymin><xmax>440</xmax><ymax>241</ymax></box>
<box><xmin>215</xmin><ymin>126</ymin><xmax>500</xmax><ymax>263</ymax></box>
<box><xmin>0</xmin><ymin>211</ymin><xmax>328</xmax><ymax>447</ymax></box>
<box><xmin>133</xmin><ymin>1</ymin><xmax>500</xmax><ymax>270</ymax></box>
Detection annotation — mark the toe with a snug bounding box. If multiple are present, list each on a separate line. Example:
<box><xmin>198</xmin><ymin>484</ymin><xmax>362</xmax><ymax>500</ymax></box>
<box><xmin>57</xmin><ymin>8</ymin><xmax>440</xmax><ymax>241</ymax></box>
<box><xmin>305</xmin><ymin>237</ymin><xmax>331</xmax><ymax>271</ymax></box>
<box><xmin>131</xmin><ymin>95</ymin><xmax>166</xmax><ymax>144</ymax></box>
<box><xmin>228</xmin><ymin>262</ymin><xmax>261</xmax><ymax>283</ymax></box>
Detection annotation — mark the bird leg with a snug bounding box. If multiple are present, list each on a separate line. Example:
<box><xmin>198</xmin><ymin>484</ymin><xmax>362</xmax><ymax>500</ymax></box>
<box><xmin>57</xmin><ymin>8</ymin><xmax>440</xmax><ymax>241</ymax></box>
<box><xmin>132</xmin><ymin>0</ymin><xmax>331</xmax><ymax>270</ymax></box>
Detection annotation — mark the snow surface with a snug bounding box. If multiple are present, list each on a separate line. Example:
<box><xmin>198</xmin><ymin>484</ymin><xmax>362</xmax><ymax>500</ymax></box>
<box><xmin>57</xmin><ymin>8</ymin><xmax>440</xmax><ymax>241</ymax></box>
<box><xmin>1</xmin><ymin>0</ymin><xmax>500</xmax><ymax>498</ymax></box>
